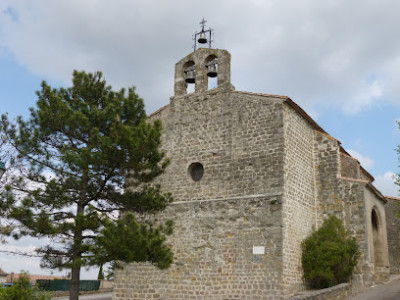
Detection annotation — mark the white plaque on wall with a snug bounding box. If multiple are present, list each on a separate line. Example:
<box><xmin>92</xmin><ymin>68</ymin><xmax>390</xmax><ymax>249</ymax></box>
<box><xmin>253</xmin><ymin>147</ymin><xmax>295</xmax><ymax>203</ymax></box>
<box><xmin>252</xmin><ymin>246</ymin><xmax>265</xmax><ymax>255</ymax></box>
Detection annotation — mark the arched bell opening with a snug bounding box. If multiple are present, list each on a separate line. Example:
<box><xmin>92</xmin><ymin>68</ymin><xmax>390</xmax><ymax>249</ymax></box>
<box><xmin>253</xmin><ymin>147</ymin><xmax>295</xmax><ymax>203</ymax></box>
<box><xmin>183</xmin><ymin>60</ymin><xmax>196</xmax><ymax>94</ymax></box>
<box><xmin>205</xmin><ymin>55</ymin><xmax>218</xmax><ymax>90</ymax></box>
<box><xmin>371</xmin><ymin>208</ymin><xmax>385</xmax><ymax>267</ymax></box>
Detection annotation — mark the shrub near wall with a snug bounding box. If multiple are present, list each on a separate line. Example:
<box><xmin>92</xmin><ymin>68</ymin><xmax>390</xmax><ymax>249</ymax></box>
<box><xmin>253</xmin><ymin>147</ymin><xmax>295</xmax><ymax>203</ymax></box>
<box><xmin>301</xmin><ymin>215</ymin><xmax>360</xmax><ymax>289</ymax></box>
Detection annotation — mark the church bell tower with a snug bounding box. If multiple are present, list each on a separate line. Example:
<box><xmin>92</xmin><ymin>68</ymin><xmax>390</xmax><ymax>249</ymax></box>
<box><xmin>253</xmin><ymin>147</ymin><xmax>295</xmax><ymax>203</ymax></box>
<box><xmin>174</xmin><ymin>19</ymin><xmax>234</xmax><ymax>96</ymax></box>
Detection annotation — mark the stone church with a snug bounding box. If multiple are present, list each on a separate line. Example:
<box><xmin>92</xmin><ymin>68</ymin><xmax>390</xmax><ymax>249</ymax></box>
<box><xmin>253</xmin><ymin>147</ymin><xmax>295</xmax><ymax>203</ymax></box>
<box><xmin>113</xmin><ymin>28</ymin><xmax>391</xmax><ymax>299</ymax></box>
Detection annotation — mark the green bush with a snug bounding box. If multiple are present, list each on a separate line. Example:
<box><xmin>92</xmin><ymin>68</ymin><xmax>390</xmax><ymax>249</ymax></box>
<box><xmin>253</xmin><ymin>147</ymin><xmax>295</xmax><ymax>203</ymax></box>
<box><xmin>301</xmin><ymin>215</ymin><xmax>360</xmax><ymax>289</ymax></box>
<box><xmin>0</xmin><ymin>271</ymin><xmax>51</xmax><ymax>300</ymax></box>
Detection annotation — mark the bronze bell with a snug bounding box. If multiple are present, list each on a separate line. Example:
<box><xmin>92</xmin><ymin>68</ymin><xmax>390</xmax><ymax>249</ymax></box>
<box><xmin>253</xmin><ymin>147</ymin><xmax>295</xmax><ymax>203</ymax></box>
<box><xmin>185</xmin><ymin>69</ymin><xmax>195</xmax><ymax>83</ymax></box>
<box><xmin>198</xmin><ymin>32</ymin><xmax>207</xmax><ymax>44</ymax></box>
<box><xmin>207</xmin><ymin>62</ymin><xmax>218</xmax><ymax>77</ymax></box>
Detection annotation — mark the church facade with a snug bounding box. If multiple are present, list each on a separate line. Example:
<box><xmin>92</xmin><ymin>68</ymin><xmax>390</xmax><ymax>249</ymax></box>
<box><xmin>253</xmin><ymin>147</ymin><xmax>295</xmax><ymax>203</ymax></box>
<box><xmin>112</xmin><ymin>47</ymin><xmax>390</xmax><ymax>299</ymax></box>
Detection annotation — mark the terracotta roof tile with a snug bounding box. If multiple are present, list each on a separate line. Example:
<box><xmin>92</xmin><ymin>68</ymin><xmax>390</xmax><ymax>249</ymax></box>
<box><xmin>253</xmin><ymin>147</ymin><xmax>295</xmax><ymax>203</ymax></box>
<box><xmin>385</xmin><ymin>195</ymin><xmax>400</xmax><ymax>201</ymax></box>
<box><xmin>148</xmin><ymin>104</ymin><xmax>169</xmax><ymax>118</ymax></box>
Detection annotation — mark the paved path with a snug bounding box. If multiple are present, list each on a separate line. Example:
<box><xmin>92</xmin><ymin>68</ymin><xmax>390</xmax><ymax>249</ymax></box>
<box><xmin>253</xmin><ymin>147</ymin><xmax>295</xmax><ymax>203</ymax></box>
<box><xmin>52</xmin><ymin>292</ymin><xmax>112</xmax><ymax>300</ymax></box>
<box><xmin>347</xmin><ymin>278</ymin><xmax>400</xmax><ymax>300</ymax></box>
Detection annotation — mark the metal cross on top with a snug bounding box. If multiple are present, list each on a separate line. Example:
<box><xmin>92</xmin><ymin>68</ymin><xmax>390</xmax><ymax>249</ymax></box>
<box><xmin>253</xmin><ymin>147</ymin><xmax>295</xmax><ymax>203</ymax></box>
<box><xmin>200</xmin><ymin>18</ymin><xmax>207</xmax><ymax>31</ymax></box>
<box><xmin>193</xmin><ymin>18</ymin><xmax>213</xmax><ymax>50</ymax></box>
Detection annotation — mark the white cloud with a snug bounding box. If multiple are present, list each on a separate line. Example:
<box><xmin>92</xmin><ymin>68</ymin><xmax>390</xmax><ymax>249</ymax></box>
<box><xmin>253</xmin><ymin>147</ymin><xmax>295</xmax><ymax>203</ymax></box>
<box><xmin>1</xmin><ymin>0</ymin><xmax>400</xmax><ymax>114</ymax></box>
<box><xmin>347</xmin><ymin>149</ymin><xmax>375</xmax><ymax>170</ymax></box>
<box><xmin>374</xmin><ymin>171</ymin><xmax>399</xmax><ymax>197</ymax></box>
<box><xmin>0</xmin><ymin>255</ymin><xmax>43</xmax><ymax>275</ymax></box>
<box><xmin>2</xmin><ymin>243</ymin><xmax>36</xmax><ymax>253</ymax></box>
<box><xmin>343</xmin><ymin>79</ymin><xmax>384</xmax><ymax>114</ymax></box>
<box><xmin>0</xmin><ymin>237</ymin><xmax>98</xmax><ymax>278</ymax></box>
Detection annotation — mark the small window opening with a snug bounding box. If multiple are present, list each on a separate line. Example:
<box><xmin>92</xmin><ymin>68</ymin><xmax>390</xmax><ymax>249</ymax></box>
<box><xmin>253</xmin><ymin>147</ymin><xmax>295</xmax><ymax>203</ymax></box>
<box><xmin>188</xmin><ymin>162</ymin><xmax>204</xmax><ymax>182</ymax></box>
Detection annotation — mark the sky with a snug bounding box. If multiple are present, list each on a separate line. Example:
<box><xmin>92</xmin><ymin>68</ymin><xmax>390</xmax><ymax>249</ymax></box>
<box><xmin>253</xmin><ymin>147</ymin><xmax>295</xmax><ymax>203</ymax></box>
<box><xmin>1</xmin><ymin>0</ymin><xmax>400</xmax><ymax>279</ymax></box>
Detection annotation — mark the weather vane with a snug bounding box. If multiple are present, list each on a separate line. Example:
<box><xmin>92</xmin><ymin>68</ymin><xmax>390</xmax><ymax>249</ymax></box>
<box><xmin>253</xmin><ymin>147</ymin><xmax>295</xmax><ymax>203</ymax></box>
<box><xmin>193</xmin><ymin>18</ymin><xmax>213</xmax><ymax>50</ymax></box>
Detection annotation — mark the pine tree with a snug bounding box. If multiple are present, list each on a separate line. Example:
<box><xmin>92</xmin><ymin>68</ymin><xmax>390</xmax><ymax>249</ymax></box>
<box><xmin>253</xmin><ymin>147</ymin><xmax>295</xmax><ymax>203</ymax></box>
<box><xmin>0</xmin><ymin>71</ymin><xmax>173</xmax><ymax>300</ymax></box>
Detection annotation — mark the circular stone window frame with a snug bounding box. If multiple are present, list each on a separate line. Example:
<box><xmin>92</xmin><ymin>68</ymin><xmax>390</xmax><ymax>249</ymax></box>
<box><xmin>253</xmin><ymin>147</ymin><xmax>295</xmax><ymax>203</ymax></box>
<box><xmin>187</xmin><ymin>162</ymin><xmax>204</xmax><ymax>182</ymax></box>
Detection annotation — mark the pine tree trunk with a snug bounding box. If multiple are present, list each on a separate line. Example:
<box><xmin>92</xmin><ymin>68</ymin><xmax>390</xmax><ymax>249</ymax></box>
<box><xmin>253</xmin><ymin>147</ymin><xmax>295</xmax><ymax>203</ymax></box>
<box><xmin>70</xmin><ymin>186</ymin><xmax>85</xmax><ymax>300</ymax></box>
<box><xmin>70</xmin><ymin>265</ymin><xmax>80</xmax><ymax>300</ymax></box>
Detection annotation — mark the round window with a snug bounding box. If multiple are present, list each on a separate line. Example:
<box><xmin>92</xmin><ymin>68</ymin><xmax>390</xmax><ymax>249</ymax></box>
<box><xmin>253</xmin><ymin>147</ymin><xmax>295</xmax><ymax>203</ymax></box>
<box><xmin>188</xmin><ymin>162</ymin><xmax>204</xmax><ymax>182</ymax></box>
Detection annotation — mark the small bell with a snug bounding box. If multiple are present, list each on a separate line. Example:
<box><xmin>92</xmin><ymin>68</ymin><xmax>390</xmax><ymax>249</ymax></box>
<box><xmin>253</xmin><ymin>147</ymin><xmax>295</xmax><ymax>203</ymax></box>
<box><xmin>185</xmin><ymin>69</ymin><xmax>195</xmax><ymax>83</ymax></box>
<box><xmin>198</xmin><ymin>31</ymin><xmax>207</xmax><ymax>44</ymax></box>
<box><xmin>207</xmin><ymin>63</ymin><xmax>218</xmax><ymax>77</ymax></box>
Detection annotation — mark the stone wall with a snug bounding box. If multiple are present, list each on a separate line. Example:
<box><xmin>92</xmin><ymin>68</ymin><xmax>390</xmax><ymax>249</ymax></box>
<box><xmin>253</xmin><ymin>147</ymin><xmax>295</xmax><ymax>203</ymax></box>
<box><xmin>364</xmin><ymin>186</ymin><xmax>390</xmax><ymax>282</ymax></box>
<box><xmin>99</xmin><ymin>280</ymin><xmax>114</xmax><ymax>290</ymax></box>
<box><xmin>385</xmin><ymin>197</ymin><xmax>400</xmax><ymax>274</ymax></box>
<box><xmin>150</xmin><ymin>91</ymin><xmax>286</xmax><ymax>202</ymax></box>
<box><xmin>113</xmin><ymin>90</ymin><xmax>288</xmax><ymax>299</ymax></box>
<box><xmin>113</xmin><ymin>196</ymin><xmax>283</xmax><ymax>300</ymax></box>
<box><xmin>340</xmin><ymin>154</ymin><xmax>360</xmax><ymax>179</ymax></box>
<box><xmin>338</xmin><ymin>179</ymin><xmax>389</xmax><ymax>286</ymax></box>
<box><xmin>339</xmin><ymin>179</ymin><xmax>372</xmax><ymax>286</ymax></box>
<box><xmin>113</xmin><ymin>88</ymin><xmax>391</xmax><ymax>298</ymax></box>
<box><xmin>287</xmin><ymin>283</ymin><xmax>351</xmax><ymax>300</ymax></box>
<box><xmin>313</xmin><ymin>132</ymin><xmax>341</xmax><ymax>225</ymax></box>
<box><xmin>281</xmin><ymin>104</ymin><xmax>317</xmax><ymax>295</ymax></box>
<box><xmin>312</xmin><ymin>130</ymin><xmax>390</xmax><ymax>287</ymax></box>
